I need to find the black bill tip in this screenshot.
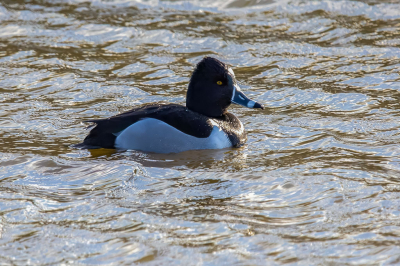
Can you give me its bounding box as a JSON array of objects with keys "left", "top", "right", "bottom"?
[{"left": 254, "top": 102, "right": 264, "bottom": 109}]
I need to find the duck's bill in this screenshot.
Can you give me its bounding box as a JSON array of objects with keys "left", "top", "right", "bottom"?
[{"left": 232, "top": 84, "right": 264, "bottom": 109}]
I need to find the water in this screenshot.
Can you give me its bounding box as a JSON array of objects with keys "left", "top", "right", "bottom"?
[{"left": 1, "top": 0, "right": 400, "bottom": 264}]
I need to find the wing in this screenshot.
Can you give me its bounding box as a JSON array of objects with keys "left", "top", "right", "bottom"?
[{"left": 74, "top": 103, "right": 214, "bottom": 149}]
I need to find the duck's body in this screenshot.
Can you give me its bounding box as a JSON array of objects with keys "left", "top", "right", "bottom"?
[
  {"left": 77, "top": 103, "right": 246, "bottom": 153},
  {"left": 75, "top": 57, "right": 263, "bottom": 153}
]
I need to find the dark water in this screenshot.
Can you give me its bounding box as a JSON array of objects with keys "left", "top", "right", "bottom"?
[{"left": 1, "top": 0, "right": 400, "bottom": 264}]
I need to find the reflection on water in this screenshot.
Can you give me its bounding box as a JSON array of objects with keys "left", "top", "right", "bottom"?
[{"left": 1, "top": 0, "right": 400, "bottom": 264}]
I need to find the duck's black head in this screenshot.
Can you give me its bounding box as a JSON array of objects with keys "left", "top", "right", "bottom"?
[{"left": 186, "top": 57, "right": 263, "bottom": 117}]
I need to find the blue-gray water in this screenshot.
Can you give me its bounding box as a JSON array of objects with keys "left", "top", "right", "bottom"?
[{"left": 1, "top": 0, "right": 400, "bottom": 265}]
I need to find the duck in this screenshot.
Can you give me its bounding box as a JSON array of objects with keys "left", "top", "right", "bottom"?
[{"left": 74, "top": 57, "right": 264, "bottom": 153}]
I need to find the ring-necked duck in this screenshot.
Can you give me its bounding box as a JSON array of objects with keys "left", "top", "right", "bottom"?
[{"left": 74, "top": 57, "right": 263, "bottom": 153}]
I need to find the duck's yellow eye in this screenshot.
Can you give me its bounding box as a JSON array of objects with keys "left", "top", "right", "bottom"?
[{"left": 217, "top": 81, "right": 223, "bottom": 85}]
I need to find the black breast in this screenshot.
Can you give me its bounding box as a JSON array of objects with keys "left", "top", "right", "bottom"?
[{"left": 211, "top": 113, "right": 247, "bottom": 148}]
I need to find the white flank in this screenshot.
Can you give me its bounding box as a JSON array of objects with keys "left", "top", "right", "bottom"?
[{"left": 115, "top": 118, "right": 232, "bottom": 153}]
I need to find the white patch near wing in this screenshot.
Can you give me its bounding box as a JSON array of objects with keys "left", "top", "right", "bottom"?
[{"left": 115, "top": 118, "right": 232, "bottom": 153}]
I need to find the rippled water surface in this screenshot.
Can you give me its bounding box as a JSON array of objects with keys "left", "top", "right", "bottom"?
[{"left": 1, "top": 0, "right": 400, "bottom": 264}]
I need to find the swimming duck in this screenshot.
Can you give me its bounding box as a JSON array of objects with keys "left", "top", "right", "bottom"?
[{"left": 75, "top": 57, "right": 263, "bottom": 153}]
